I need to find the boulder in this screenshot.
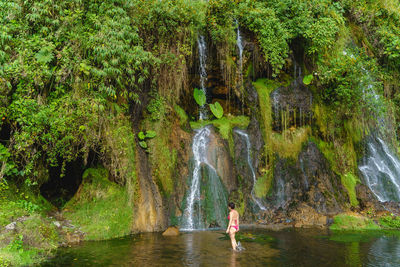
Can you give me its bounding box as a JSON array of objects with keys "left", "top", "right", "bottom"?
[
  {"left": 162, "top": 226, "right": 180, "bottom": 236},
  {"left": 5, "top": 222, "right": 16, "bottom": 231}
]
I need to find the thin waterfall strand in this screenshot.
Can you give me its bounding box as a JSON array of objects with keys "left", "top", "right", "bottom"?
[
  {"left": 235, "top": 20, "right": 244, "bottom": 88},
  {"left": 234, "top": 129, "right": 266, "bottom": 210},
  {"left": 198, "top": 35, "right": 208, "bottom": 120}
]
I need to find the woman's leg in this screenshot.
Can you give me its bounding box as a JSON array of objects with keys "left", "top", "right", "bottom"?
[{"left": 229, "top": 227, "right": 238, "bottom": 250}]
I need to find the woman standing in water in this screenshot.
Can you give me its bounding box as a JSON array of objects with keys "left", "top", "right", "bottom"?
[{"left": 226, "top": 202, "right": 239, "bottom": 251}]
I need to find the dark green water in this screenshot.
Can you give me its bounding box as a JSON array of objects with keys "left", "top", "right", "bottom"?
[{"left": 41, "top": 228, "right": 400, "bottom": 267}]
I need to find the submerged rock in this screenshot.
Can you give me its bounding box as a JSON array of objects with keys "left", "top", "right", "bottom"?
[{"left": 162, "top": 226, "right": 180, "bottom": 236}]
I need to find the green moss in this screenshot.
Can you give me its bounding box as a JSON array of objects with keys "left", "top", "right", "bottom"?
[
  {"left": 237, "top": 190, "right": 245, "bottom": 217},
  {"left": 106, "top": 116, "right": 138, "bottom": 204},
  {"left": 315, "top": 138, "right": 359, "bottom": 207},
  {"left": 174, "top": 105, "right": 188, "bottom": 127},
  {"left": 252, "top": 78, "right": 280, "bottom": 167},
  {"left": 63, "top": 166, "right": 133, "bottom": 240},
  {"left": 330, "top": 214, "right": 381, "bottom": 231},
  {"left": 147, "top": 118, "right": 177, "bottom": 197},
  {"left": 254, "top": 170, "right": 273, "bottom": 198},
  {"left": 341, "top": 173, "right": 360, "bottom": 207},
  {"left": 271, "top": 126, "right": 311, "bottom": 159}
]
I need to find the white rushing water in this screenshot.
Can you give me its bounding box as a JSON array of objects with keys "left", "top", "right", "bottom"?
[
  {"left": 235, "top": 20, "right": 244, "bottom": 88},
  {"left": 181, "top": 126, "right": 228, "bottom": 231},
  {"left": 198, "top": 35, "right": 208, "bottom": 120},
  {"left": 359, "top": 137, "right": 400, "bottom": 202},
  {"left": 234, "top": 129, "right": 266, "bottom": 210},
  {"left": 182, "top": 127, "right": 211, "bottom": 230}
]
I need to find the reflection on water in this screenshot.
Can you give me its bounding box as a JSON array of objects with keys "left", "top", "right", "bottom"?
[
  {"left": 41, "top": 229, "right": 400, "bottom": 267},
  {"left": 367, "top": 236, "right": 400, "bottom": 267}
]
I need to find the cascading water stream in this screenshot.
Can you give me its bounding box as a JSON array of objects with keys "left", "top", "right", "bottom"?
[
  {"left": 182, "top": 37, "right": 228, "bottom": 230},
  {"left": 181, "top": 127, "right": 211, "bottom": 230},
  {"left": 198, "top": 35, "right": 208, "bottom": 120},
  {"left": 181, "top": 127, "right": 229, "bottom": 231},
  {"left": 345, "top": 49, "right": 400, "bottom": 203},
  {"left": 235, "top": 20, "right": 244, "bottom": 88},
  {"left": 359, "top": 137, "right": 400, "bottom": 202},
  {"left": 234, "top": 129, "right": 266, "bottom": 210}
]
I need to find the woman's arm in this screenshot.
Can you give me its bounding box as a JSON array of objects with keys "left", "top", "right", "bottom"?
[
  {"left": 237, "top": 212, "right": 240, "bottom": 230},
  {"left": 226, "top": 212, "right": 233, "bottom": 233}
]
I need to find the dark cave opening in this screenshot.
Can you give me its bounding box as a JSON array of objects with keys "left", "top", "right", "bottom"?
[
  {"left": 40, "top": 157, "right": 85, "bottom": 208},
  {"left": 0, "top": 121, "right": 11, "bottom": 146}
]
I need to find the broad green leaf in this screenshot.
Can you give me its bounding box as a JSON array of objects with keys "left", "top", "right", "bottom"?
[
  {"left": 145, "top": 130, "right": 156, "bottom": 139},
  {"left": 35, "top": 48, "right": 54, "bottom": 64},
  {"left": 139, "top": 141, "right": 147, "bottom": 149},
  {"left": 209, "top": 101, "right": 224, "bottom": 119},
  {"left": 138, "top": 131, "right": 145, "bottom": 140},
  {"left": 193, "top": 88, "right": 206, "bottom": 106},
  {"left": 303, "top": 74, "right": 313, "bottom": 85}
]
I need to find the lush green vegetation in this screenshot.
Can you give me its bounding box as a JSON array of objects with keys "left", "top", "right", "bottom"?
[
  {"left": 330, "top": 214, "right": 381, "bottom": 231},
  {"left": 0, "top": 179, "right": 59, "bottom": 266},
  {"left": 1, "top": 0, "right": 400, "bottom": 264}
]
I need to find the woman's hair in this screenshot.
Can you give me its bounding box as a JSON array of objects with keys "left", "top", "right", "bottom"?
[{"left": 228, "top": 202, "right": 235, "bottom": 209}]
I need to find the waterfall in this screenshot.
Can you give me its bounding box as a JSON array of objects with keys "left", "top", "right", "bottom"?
[
  {"left": 359, "top": 136, "right": 400, "bottom": 202},
  {"left": 181, "top": 126, "right": 228, "bottom": 231},
  {"left": 234, "top": 129, "right": 266, "bottom": 210},
  {"left": 235, "top": 20, "right": 244, "bottom": 88},
  {"left": 293, "top": 59, "right": 301, "bottom": 86},
  {"left": 344, "top": 49, "right": 400, "bottom": 203},
  {"left": 198, "top": 35, "right": 208, "bottom": 120}
]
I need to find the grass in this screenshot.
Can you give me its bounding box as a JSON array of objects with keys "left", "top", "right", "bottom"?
[
  {"left": 379, "top": 214, "right": 400, "bottom": 229},
  {"left": 0, "top": 180, "right": 60, "bottom": 267},
  {"left": 0, "top": 248, "right": 46, "bottom": 267},
  {"left": 330, "top": 214, "right": 381, "bottom": 231},
  {"left": 63, "top": 166, "right": 133, "bottom": 240}
]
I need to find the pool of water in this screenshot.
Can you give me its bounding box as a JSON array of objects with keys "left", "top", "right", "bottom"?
[{"left": 40, "top": 228, "right": 400, "bottom": 266}]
